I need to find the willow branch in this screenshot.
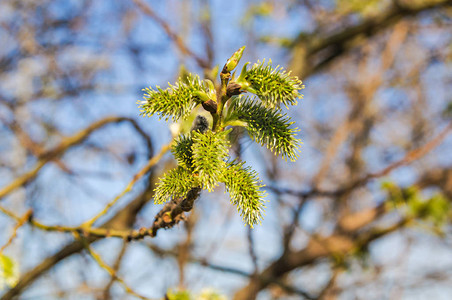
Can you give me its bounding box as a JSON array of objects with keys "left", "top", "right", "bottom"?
[
  {"left": 0, "top": 116, "right": 149, "bottom": 201},
  {"left": 0, "top": 209, "right": 32, "bottom": 253},
  {"left": 102, "top": 242, "right": 128, "bottom": 299},
  {"left": 272, "top": 122, "right": 452, "bottom": 199},
  {"left": 82, "top": 141, "right": 172, "bottom": 227},
  {"left": 235, "top": 122, "right": 452, "bottom": 300},
  {"left": 0, "top": 164, "right": 157, "bottom": 300},
  {"left": 82, "top": 239, "right": 152, "bottom": 300},
  {"left": 291, "top": 0, "right": 452, "bottom": 77},
  {"left": 131, "top": 0, "right": 209, "bottom": 69},
  {"left": 148, "top": 243, "right": 315, "bottom": 299},
  {"left": 233, "top": 215, "right": 411, "bottom": 300}
]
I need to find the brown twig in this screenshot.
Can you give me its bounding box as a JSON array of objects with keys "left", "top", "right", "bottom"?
[
  {"left": 82, "top": 141, "right": 172, "bottom": 227},
  {"left": 0, "top": 143, "right": 198, "bottom": 243},
  {"left": 102, "top": 242, "right": 128, "bottom": 300},
  {"left": 0, "top": 209, "right": 32, "bottom": 253},
  {"left": 81, "top": 238, "right": 152, "bottom": 300},
  {"left": 234, "top": 121, "right": 450, "bottom": 300},
  {"left": 291, "top": 0, "right": 452, "bottom": 77},
  {"left": 271, "top": 122, "right": 452, "bottom": 199},
  {"left": 149, "top": 187, "right": 201, "bottom": 237},
  {"left": 147, "top": 243, "right": 315, "bottom": 299},
  {"left": 0, "top": 170, "right": 157, "bottom": 300},
  {"left": 131, "top": 0, "right": 209, "bottom": 69},
  {"left": 366, "top": 122, "right": 452, "bottom": 180},
  {"left": 0, "top": 116, "right": 150, "bottom": 201},
  {"left": 233, "top": 216, "right": 411, "bottom": 300},
  {"left": 247, "top": 227, "right": 259, "bottom": 275}
]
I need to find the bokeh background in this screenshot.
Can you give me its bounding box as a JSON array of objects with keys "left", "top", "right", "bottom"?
[{"left": 1, "top": 0, "right": 452, "bottom": 299}]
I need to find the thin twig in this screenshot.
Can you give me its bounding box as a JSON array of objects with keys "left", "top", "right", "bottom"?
[
  {"left": 0, "top": 209, "right": 32, "bottom": 253},
  {"left": 102, "top": 242, "right": 128, "bottom": 300},
  {"left": 0, "top": 165, "right": 199, "bottom": 242},
  {"left": 247, "top": 227, "right": 259, "bottom": 275},
  {"left": 81, "top": 238, "right": 152, "bottom": 300},
  {"left": 82, "top": 141, "right": 172, "bottom": 227},
  {"left": 0, "top": 116, "right": 148, "bottom": 201},
  {"left": 0, "top": 181, "right": 156, "bottom": 300},
  {"left": 148, "top": 243, "right": 315, "bottom": 299},
  {"left": 367, "top": 122, "right": 452, "bottom": 180},
  {"left": 271, "top": 122, "right": 452, "bottom": 198},
  {"left": 131, "top": 0, "right": 209, "bottom": 69}
]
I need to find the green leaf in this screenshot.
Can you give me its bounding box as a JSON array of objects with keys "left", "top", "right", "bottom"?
[
  {"left": 237, "top": 59, "right": 304, "bottom": 108},
  {"left": 222, "top": 161, "right": 266, "bottom": 227},
  {"left": 0, "top": 254, "right": 19, "bottom": 290},
  {"left": 383, "top": 183, "right": 451, "bottom": 227},
  {"left": 166, "top": 289, "right": 192, "bottom": 300},
  {"left": 166, "top": 288, "right": 226, "bottom": 300},
  {"left": 199, "top": 288, "right": 227, "bottom": 300},
  {"left": 192, "top": 130, "right": 231, "bottom": 192},
  {"left": 424, "top": 194, "right": 450, "bottom": 226},
  {"left": 232, "top": 98, "right": 301, "bottom": 161},
  {"left": 382, "top": 181, "right": 406, "bottom": 208},
  {"left": 336, "top": 0, "right": 382, "bottom": 16},
  {"left": 154, "top": 166, "right": 198, "bottom": 204},
  {"left": 442, "top": 101, "right": 452, "bottom": 119},
  {"left": 139, "top": 74, "right": 209, "bottom": 122}
]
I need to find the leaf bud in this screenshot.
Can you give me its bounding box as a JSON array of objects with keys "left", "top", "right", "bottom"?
[{"left": 223, "top": 46, "right": 246, "bottom": 73}]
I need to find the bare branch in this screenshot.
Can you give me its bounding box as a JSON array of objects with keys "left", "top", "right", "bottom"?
[
  {"left": 131, "top": 0, "right": 210, "bottom": 69},
  {"left": 0, "top": 116, "right": 151, "bottom": 200},
  {"left": 291, "top": 0, "right": 452, "bottom": 77}
]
